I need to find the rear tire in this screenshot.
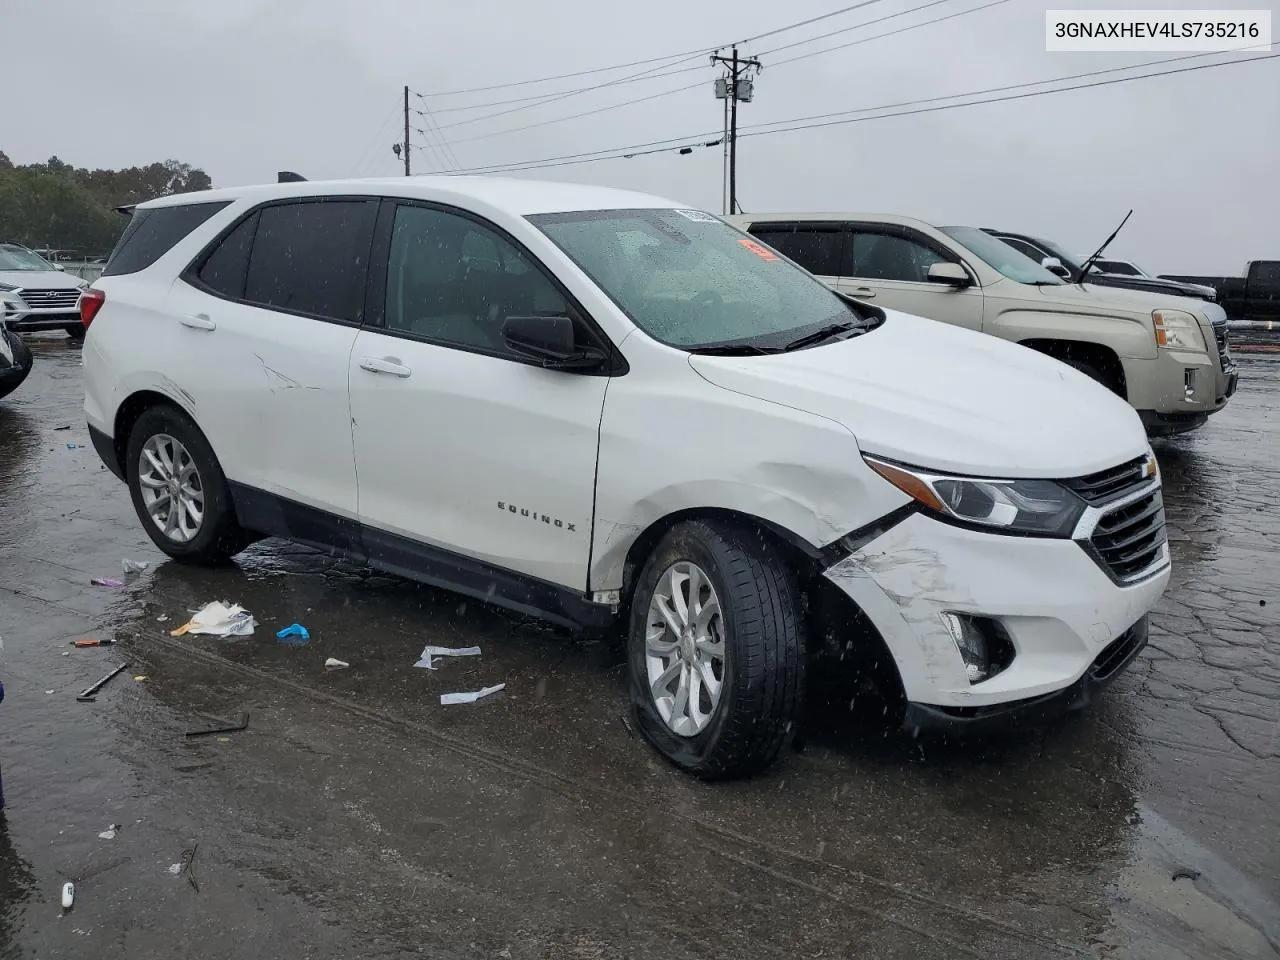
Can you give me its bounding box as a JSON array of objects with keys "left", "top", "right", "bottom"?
[
  {"left": 126, "top": 405, "right": 247, "bottom": 565},
  {"left": 628, "top": 520, "right": 804, "bottom": 780}
]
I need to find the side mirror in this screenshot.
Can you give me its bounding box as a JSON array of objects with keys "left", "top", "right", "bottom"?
[
  {"left": 926, "top": 262, "right": 971, "bottom": 287},
  {"left": 501, "top": 315, "right": 607, "bottom": 371},
  {"left": 53, "top": 263, "right": 66, "bottom": 272},
  {"left": 1040, "top": 257, "right": 1072, "bottom": 280}
]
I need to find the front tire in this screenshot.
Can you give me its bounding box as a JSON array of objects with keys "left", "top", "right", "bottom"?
[
  {"left": 126, "top": 405, "right": 247, "bottom": 564},
  {"left": 628, "top": 521, "right": 805, "bottom": 780}
]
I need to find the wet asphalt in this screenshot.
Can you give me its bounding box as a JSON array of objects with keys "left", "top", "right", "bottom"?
[{"left": 0, "top": 336, "right": 1277, "bottom": 959}]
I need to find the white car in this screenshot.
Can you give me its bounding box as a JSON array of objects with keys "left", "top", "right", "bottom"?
[
  {"left": 0, "top": 242, "right": 91, "bottom": 338},
  {"left": 80, "top": 178, "right": 1169, "bottom": 778}
]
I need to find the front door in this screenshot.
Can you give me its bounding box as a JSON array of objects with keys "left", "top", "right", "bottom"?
[
  {"left": 349, "top": 201, "right": 608, "bottom": 592},
  {"left": 835, "top": 226, "right": 984, "bottom": 333}
]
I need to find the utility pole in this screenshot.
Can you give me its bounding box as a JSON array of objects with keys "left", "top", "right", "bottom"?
[
  {"left": 402, "top": 85, "right": 411, "bottom": 176},
  {"left": 711, "top": 46, "right": 760, "bottom": 216}
]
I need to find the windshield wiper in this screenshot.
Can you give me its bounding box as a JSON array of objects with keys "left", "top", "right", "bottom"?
[
  {"left": 782, "top": 321, "right": 861, "bottom": 352},
  {"left": 686, "top": 342, "right": 778, "bottom": 356}
]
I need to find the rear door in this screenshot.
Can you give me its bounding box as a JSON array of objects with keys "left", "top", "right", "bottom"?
[
  {"left": 348, "top": 200, "right": 609, "bottom": 592},
  {"left": 165, "top": 197, "right": 376, "bottom": 530},
  {"left": 836, "top": 224, "right": 984, "bottom": 332}
]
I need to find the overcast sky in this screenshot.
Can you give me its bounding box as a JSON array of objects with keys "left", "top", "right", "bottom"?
[{"left": 4, "top": 0, "right": 1277, "bottom": 272}]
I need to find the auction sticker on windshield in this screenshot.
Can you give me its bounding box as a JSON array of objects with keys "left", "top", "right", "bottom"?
[
  {"left": 674, "top": 209, "right": 719, "bottom": 223},
  {"left": 738, "top": 237, "right": 780, "bottom": 261}
]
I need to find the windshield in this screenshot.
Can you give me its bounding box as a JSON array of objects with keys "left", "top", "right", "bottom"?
[
  {"left": 530, "top": 208, "right": 863, "bottom": 350},
  {"left": 941, "top": 227, "right": 1066, "bottom": 285},
  {"left": 0, "top": 245, "right": 55, "bottom": 272}
]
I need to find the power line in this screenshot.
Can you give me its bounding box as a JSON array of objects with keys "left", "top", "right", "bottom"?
[
  {"left": 430, "top": 0, "right": 1004, "bottom": 146},
  {"left": 415, "top": 56, "right": 706, "bottom": 115},
  {"left": 739, "top": 45, "right": 1276, "bottom": 135},
  {"left": 415, "top": 100, "right": 463, "bottom": 170},
  {"left": 756, "top": 0, "right": 960, "bottom": 56},
  {"left": 415, "top": 1, "right": 892, "bottom": 99},
  {"left": 414, "top": 0, "right": 976, "bottom": 121},
  {"left": 352, "top": 99, "right": 404, "bottom": 177},
  {"left": 442, "top": 51, "right": 1278, "bottom": 176}
]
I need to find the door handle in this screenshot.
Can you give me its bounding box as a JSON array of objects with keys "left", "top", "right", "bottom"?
[
  {"left": 180, "top": 313, "right": 216, "bottom": 330},
  {"left": 359, "top": 356, "right": 412, "bottom": 378},
  {"left": 848, "top": 287, "right": 877, "bottom": 299}
]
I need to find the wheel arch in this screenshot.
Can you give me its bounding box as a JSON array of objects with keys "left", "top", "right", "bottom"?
[
  {"left": 111, "top": 389, "right": 185, "bottom": 476},
  {"left": 1018, "top": 337, "right": 1128, "bottom": 398},
  {"left": 613, "top": 507, "right": 906, "bottom": 712}
]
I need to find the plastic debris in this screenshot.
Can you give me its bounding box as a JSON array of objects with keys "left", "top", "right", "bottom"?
[
  {"left": 168, "top": 863, "right": 182, "bottom": 875},
  {"left": 440, "top": 683, "right": 505, "bottom": 706},
  {"left": 324, "top": 658, "right": 350, "bottom": 670},
  {"left": 61, "top": 651, "right": 70, "bottom": 657},
  {"left": 185, "top": 713, "right": 249, "bottom": 738},
  {"left": 90, "top": 578, "right": 125, "bottom": 589},
  {"left": 121, "top": 559, "right": 150, "bottom": 575},
  {"left": 169, "top": 602, "right": 256, "bottom": 637},
  {"left": 98, "top": 825, "right": 119, "bottom": 840},
  {"left": 134, "top": 676, "right": 147, "bottom": 682},
  {"left": 66, "top": 442, "right": 78, "bottom": 450},
  {"left": 76, "top": 663, "right": 130, "bottom": 702},
  {"left": 157, "top": 615, "right": 168, "bottom": 623},
  {"left": 414, "top": 645, "right": 482, "bottom": 670},
  {"left": 61, "top": 882, "right": 75, "bottom": 910},
  {"left": 276, "top": 623, "right": 310, "bottom": 645}
]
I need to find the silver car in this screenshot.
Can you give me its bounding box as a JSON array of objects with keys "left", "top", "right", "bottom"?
[{"left": 0, "top": 243, "right": 89, "bottom": 339}]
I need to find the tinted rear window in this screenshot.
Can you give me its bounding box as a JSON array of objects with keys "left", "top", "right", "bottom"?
[
  {"left": 102, "top": 201, "right": 231, "bottom": 277},
  {"left": 196, "top": 211, "right": 259, "bottom": 300},
  {"left": 242, "top": 200, "right": 377, "bottom": 323}
]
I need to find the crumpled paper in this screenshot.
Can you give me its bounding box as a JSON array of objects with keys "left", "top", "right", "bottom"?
[
  {"left": 414, "top": 645, "right": 481, "bottom": 670},
  {"left": 169, "top": 601, "right": 257, "bottom": 637},
  {"left": 440, "top": 684, "right": 505, "bottom": 706}
]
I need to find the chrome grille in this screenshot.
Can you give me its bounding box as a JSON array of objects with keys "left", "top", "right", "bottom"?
[
  {"left": 1090, "top": 489, "right": 1166, "bottom": 582},
  {"left": 16, "top": 287, "right": 81, "bottom": 310}
]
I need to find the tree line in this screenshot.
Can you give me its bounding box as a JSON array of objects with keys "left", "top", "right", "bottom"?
[{"left": 0, "top": 153, "right": 213, "bottom": 258}]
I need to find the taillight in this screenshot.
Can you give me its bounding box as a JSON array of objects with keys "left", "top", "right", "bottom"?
[{"left": 80, "top": 288, "right": 105, "bottom": 329}]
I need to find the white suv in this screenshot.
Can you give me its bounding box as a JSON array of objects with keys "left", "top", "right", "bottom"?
[{"left": 81, "top": 178, "right": 1170, "bottom": 778}]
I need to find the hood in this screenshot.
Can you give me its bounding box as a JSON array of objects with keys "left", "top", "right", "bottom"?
[
  {"left": 1025, "top": 280, "right": 1219, "bottom": 324},
  {"left": 0, "top": 269, "right": 85, "bottom": 290},
  {"left": 689, "top": 310, "right": 1149, "bottom": 479},
  {"left": 1089, "top": 272, "right": 1217, "bottom": 302}
]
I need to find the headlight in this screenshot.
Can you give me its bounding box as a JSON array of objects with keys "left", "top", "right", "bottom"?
[
  {"left": 1153, "top": 309, "right": 1206, "bottom": 352},
  {"left": 864, "top": 456, "right": 1085, "bottom": 536}
]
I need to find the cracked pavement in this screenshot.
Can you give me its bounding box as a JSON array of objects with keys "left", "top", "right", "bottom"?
[{"left": 0, "top": 337, "right": 1276, "bottom": 959}]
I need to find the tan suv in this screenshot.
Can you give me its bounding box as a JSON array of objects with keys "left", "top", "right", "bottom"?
[{"left": 728, "top": 213, "right": 1237, "bottom": 436}]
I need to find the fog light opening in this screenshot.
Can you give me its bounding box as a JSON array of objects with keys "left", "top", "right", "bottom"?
[
  {"left": 941, "top": 613, "right": 1016, "bottom": 685},
  {"left": 1183, "top": 368, "right": 1197, "bottom": 402}
]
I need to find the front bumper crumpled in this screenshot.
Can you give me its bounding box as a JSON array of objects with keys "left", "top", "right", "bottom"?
[{"left": 822, "top": 481, "right": 1169, "bottom": 734}]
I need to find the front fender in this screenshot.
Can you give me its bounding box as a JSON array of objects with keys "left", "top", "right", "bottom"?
[
  {"left": 589, "top": 377, "right": 909, "bottom": 592},
  {"left": 989, "top": 308, "right": 1156, "bottom": 360}
]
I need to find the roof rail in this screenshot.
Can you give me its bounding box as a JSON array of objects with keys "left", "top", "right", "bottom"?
[{"left": 278, "top": 171, "right": 307, "bottom": 183}]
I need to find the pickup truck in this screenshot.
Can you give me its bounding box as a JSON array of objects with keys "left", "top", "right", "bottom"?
[
  {"left": 729, "top": 213, "right": 1237, "bottom": 436},
  {"left": 1162, "top": 261, "right": 1280, "bottom": 325}
]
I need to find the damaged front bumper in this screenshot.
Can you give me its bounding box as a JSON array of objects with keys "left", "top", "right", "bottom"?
[{"left": 822, "top": 507, "right": 1168, "bottom": 732}]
